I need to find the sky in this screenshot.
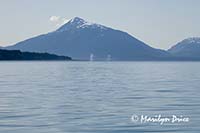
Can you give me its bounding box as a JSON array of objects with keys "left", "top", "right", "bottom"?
[{"left": 0, "top": 0, "right": 200, "bottom": 49}]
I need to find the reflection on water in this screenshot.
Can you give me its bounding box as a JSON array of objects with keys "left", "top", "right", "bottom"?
[{"left": 0, "top": 61, "right": 199, "bottom": 133}]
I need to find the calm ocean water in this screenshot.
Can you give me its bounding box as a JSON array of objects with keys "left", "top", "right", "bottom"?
[{"left": 0, "top": 61, "right": 199, "bottom": 133}]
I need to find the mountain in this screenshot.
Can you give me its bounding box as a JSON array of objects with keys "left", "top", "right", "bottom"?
[
  {"left": 0, "top": 49, "right": 71, "bottom": 60},
  {"left": 168, "top": 37, "right": 200, "bottom": 59},
  {"left": 6, "top": 17, "right": 170, "bottom": 61}
]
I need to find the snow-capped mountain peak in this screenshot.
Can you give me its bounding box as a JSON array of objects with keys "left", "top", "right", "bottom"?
[
  {"left": 168, "top": 37, "right": 200, "bottom": 57},
  {"left": 68, "top": 17, "right": 87, "bottom": 26},
  {"left": 56, "top": 17, "right": 107, "bottom": 32}
]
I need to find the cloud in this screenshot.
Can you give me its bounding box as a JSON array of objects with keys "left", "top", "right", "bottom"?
[
  {"left": 60, "top": 18, "right": 70, "bottom": 25},
  {"left": 49, "top": 16, "right": 60, "bottom": 23},
  {"left": 49, "top": 16, "right": 70, "bottom": 27}
]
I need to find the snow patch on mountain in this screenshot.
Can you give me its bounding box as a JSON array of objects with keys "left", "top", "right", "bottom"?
[
  {"left": 180, "top": 37, "right": 200, "bottom": 44},
  {"left": 56, "top": 17, "right": 107, "bottom": 32}
]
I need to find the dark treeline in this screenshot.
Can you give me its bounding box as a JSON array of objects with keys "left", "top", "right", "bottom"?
[{"left": 0, "top": 49, "right": 71, "bottom": 60}]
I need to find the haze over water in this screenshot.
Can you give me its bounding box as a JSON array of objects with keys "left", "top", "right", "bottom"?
[{"left": 0, "top": 61, "right": 199, "bottom": 133}]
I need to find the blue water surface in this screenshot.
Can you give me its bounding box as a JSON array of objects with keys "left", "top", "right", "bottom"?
[{"left": 0, "top": 61, "right": 199, "bottom": 133}]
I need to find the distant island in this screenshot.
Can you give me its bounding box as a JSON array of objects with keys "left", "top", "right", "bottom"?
[{"left": 0, "top": 49, "right": 71, "bottom": 60}]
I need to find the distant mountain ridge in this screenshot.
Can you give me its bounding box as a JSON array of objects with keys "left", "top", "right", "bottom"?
[
  {"left": 168, "top": 37, "right": 200, "bottom": 59},
  {"left": 6, "top": 17, "right": 171, "bottom": 61}
]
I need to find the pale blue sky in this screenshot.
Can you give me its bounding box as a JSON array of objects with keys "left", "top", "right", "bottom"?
[{"left": 0, "top": 0, "right": 200, "bottom": 49}]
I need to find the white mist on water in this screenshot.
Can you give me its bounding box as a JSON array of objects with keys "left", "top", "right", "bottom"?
[
  {"left": 90, "top": 54, "right": 94, "bottom": 61},
  {"left": 106, "top": 54, "right": 111, "bottom": 61}
]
